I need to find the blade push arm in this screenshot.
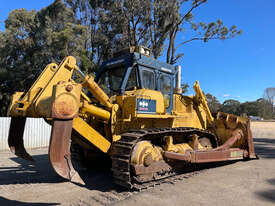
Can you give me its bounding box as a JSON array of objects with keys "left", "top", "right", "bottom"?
[
  {"left": 73, "top": 66, "right": 113, "bottom": 111},
  {"left": 193, "top": 81, "right": 214, "bottom": 124}
]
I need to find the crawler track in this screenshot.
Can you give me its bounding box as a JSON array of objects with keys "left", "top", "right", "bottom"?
[{"left": 111, "top": 127, "right": 216, "bottom": 190}]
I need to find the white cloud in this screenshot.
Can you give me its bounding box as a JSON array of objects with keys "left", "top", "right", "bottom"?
[{"left": 223, "top": 94, "right": 230, "bottom": 98}]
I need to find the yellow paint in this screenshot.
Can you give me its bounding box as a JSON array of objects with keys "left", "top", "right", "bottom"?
[
  {"left": 81, "top": 100, "right": 111, "bottom": 121},
  {"left": 117, "top": 89, "right": 165, "bottom": 119},
  {"left": 164, "top": 136, "right": 193, "bottom": 154},
  {"left": 172, "top": 95, "right": 193, "bottom": 114},
  {"left": 80, "top": 92, "right": 91, "bottom": 102},
  {"left": 136, "top": 114, "right": 173, "bottom": 119},
  {"left": 193, "top": 81, "right": 214, "bottom": 124},
  {"left": 112, "top": 135, "right": 121, "bottom": 142},
  {"left": 188, "top": 135, "right": 205, "bottom": 150},
  {"left": 7, "top": 92, "right": 24, "bottom": 116},
  {"left": 214, "top": 112, "right": 248, "bottom": 148},
  {"left": 34, "top": 57, "right": 76, "bottom": 117},
  {"left": 171, "top": 91, "right": 209, "bottom": 129},
  {"left": 52, "top": 82, "right": 81, "bottom": 119},
  {"left": 8, "top": 57, "right": 78, "bottom": 118},
  {"left": 130, "top": 141, "right": 163, "bottom": 165},
  {"left": 8, "top": 56, "right": 114, "bottom": 154},
  {"left": 73, "top": 117, "right": 111, "bottom": 153},
  {"left": 7, "top": 54, "right": 252, "bottom": 163},
  {"left": 8, "top": 63, "right": 58, "bottom": 117},
  {"left": 82, "top": 76, "right": 113, "bottom": 111}
]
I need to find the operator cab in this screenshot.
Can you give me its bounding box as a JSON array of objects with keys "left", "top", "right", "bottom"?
[{"left": 95, "top": 46, "right": 176, "bottom": 113}]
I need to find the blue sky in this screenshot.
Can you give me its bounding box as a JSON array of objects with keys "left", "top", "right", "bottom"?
[{"left": 0, "top": 0, "right": 274, "bottom": 103}]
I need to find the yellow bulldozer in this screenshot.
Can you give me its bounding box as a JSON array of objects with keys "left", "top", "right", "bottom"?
[{"left": 7, "top": 46, "right": 256, "bottom": 189}]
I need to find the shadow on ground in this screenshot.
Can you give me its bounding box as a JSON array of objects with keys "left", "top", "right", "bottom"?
[
  {"left": 0, "top": 154, "right": 63, "bottom": 185},
  {"left": 0, "top": 196, "right": 59, "bottom": 206},
  {"left": 0, "top": 153, "right": 124, "bottom": 193},
  {"left": 254, "top": 138, "right": 275, "bottom": 159},
  {"left": 254, "top": 137, "right": 275, "bottom": 204},
  {"left": 1, "top": 137, "right": 274, "bottom": 194},
  {"left": 255, "top": 178, "right": 275, "bottom": 203},
  {"left": 0, "top": 153, "right": 236, "bottom": 194}
]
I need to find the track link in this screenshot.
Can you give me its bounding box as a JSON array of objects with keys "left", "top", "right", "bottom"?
[{"left": 111, "top": 127, "right": 216, "bottom": 190}]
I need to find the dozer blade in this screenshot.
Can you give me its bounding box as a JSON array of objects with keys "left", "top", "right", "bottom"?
[
  {"left": 49, "top": 119, "right": 84, "bottom": 185},
  {"left": 8, "top": 117, "right": 34, "bottom": 161}
]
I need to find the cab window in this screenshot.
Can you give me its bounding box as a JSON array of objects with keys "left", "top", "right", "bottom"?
[
  {"left": 125, "top": 67, "right": 137, "bottom": 91},
  {"left": 97, "top": 67, "right": 125, "bottom": 96},
  {"left": 142, "top": 70, "right": 155, "bottom": 90},
  {"left": 160, "top": 74, "right": 171, "bottom": 108}
]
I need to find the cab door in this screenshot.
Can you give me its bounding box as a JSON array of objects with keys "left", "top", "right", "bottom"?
[{"left": 159, "top": 73, "right": 173, "bottom": 114}]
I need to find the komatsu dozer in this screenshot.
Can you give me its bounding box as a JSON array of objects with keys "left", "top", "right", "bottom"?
[{"left": 7, "top": 46, "right": 256, "bottom": 189}]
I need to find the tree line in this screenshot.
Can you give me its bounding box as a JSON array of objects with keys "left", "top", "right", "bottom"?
[{"left": 206, "top": 88, "right": 275, "bottom": 120}]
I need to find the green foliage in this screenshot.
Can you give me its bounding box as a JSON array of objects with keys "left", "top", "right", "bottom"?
[
  {"left": 164, "top": 0, "right": 242, "bottom": 64},
  {"left": 218, "top": 98, "right": 274, "bottom": 120},
  {"left": 205, "top": 93, "right": 274, "bottom": 120},
  {"left": 220, "top": 99, "right": 241, "bottom": 115},
  {"left": 205, "top": 93, "right": 221, "bottom": 113},
  {"left": 181, "top": 83, "right": 189, "bottom": 94},
  {"left": 65, "top": 0, "right": 242, "bottom": 65},
  {"left": 0, "top": 0, "right": 89, "bottom": 116},
  {"left": 0, "top": 0, "right": 243, "bottom": 116}
]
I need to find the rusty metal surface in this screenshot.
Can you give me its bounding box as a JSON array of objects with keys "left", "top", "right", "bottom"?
[
  {"left": 51, "top": 97, "right": 77, "bottom": 119},
  {"left": 192, "top": 148, "right": 245, "bottom": 163},
  {"left": 49, "top": 119, "right": 84, "bottom": 185},
  {"left": 8, "top": 117, "right": 34, "bottom": 161},
  {"left": 163, "top": 125, "right": 256, "bottom": 163},
  {"left": 163, "top": 129, "right": 247, "bottom": 163},
  {"left": 51, "top": 83, "right": 81, "bottom": 120},
  {"left": 213, "top": 129, "right": 243, "bottom": 151},
  {"left": 134, "top": 160, "right": 172, "bottom": 175},
  {"left": 164, "top": 148, "right": 245, "bottom": 163},
  {"left": 164, "top": 151, "right": 192, "bottom": 162}
]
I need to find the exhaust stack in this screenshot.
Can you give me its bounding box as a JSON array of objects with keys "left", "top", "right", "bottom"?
[{"left": 174, "top": 65, "right": 182, "bottom": 94}]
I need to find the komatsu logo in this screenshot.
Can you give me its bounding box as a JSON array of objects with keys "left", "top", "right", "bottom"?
[
  {"left": 137, "top": 98, "right": 156, "bottom": 114},
  {"left": 139, "top": 101, "right": 148, "bottom": 107}
]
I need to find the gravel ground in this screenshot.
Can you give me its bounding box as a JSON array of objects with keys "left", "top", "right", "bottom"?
[{"left": 0, "top": 122, "right": 274, "bottom": 206}]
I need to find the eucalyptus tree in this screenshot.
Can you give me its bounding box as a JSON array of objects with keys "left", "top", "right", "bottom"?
[
  {"left": 0, "top": 0, "right": 89, "bottom": 116},
  {"left": 65, "top": 0, "right": 242, "bottom": 65}
]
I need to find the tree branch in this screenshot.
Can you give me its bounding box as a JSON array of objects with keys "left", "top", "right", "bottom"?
[
  {"left": 175, "top": 36, "right": 231, "bottom": 51},
  {"left": 175, "top": 1, "right": 205, "bottom": 29}
]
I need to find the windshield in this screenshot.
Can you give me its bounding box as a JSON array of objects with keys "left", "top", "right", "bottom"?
[{"left": 98, "top": 67, "right": 125, "bottom": 96}]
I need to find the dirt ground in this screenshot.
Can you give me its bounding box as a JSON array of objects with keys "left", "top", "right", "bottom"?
[{"left": 0, "top": 121, "right": 275, "bottom": 206}]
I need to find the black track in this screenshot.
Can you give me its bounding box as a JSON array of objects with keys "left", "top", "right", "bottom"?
[{"left": 111, "top": 127, "right": 216, "bottom": 190}]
